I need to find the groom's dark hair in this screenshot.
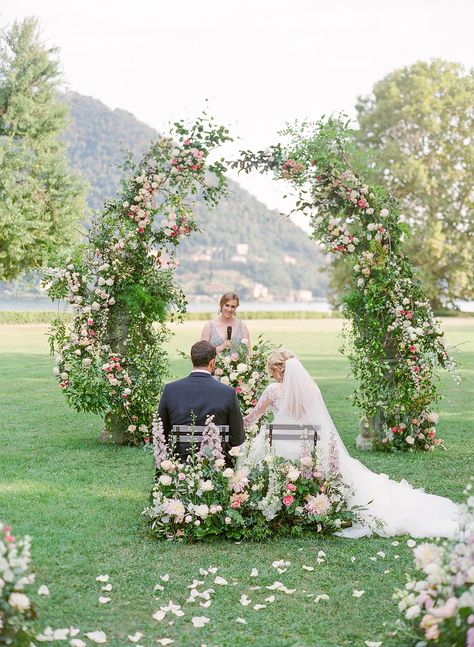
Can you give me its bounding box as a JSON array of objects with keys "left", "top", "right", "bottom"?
[{"left": 191, "top": 340, "right": 216, "bottom": 367}]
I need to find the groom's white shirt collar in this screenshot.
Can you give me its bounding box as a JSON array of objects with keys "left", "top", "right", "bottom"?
[{"left": 191, "top": 369, "right": 211, "bottom": 375}]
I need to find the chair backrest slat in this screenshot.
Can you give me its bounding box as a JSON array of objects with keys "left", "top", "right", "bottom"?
[
  {"left": 171, "top": 425, "right": 229, "bottom": 449},
  {"left": 266, "top": 423, "right": 320, "bottom": 448}
]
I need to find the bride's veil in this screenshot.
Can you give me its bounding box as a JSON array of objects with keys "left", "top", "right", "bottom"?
[{"left": 274, "top": 356, "right": 351, "bottom": 465}]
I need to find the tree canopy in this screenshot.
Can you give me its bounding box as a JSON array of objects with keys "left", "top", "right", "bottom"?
[{"left": 0, "top": 17, "right": 85, "bottom": 281}]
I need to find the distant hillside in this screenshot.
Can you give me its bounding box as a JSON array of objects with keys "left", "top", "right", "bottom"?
[{"left": 63, "top": 92, "right": 328, "bottom": 300}]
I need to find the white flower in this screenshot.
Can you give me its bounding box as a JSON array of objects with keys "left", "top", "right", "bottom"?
[
  {"left": 195, "top": 504, "right": 209, "bottom": 518},
  {"left": 159, "top": 474, "right": 172, "bottom": 486},
  {"left": 220, "top": 376, "right": 230, "bottom": 385},
  {"left": 287, "top": 467, "right": 300, "bottom": 482},
  {"left": 160, "top": 459, "right": 174, "bottom": 472},
  {"left": 413, "top": 543, "right": 444, "bottom": 569},
  {"left": 425, "top": 411, "right": 439, "bottom": 423},
  {"left": 191, "top": 616, "right": 210, "bottom": 628},
  {"left": 8, "top": 592, "right": 30, "bottom": 611},
  {"left": 380, "top": 208, "right": 389, "bottom": 217},
  {"left": 405, "top": 436, "right": 415, "bottom": 445},
  {"left": 214, "top": 458, "right": 225, "bottom": 468},
  {"left": 85, "top": 631, "right": 107, "bottom": 644},
  {"left": 405, "top": 604, "right": 421, "bottom": 620},
  {"left": 200, "top": 480, "right": 214, "bottom": 492},
  {"left": 225, "top": 516, "right": 232, "bottom": 524},
  {"left": 223, "top": 468, "right": 234, "bottom": 478},
  {"left": 165, "top": 499, "right": 185, "bottom": 518},
  {"left": 236, "top": 363, "right": 247, "bottom": 373}
]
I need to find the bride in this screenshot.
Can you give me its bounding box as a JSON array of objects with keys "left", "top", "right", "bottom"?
[{"left": 242, "top": 349, "right": 460, "bottom": 538}]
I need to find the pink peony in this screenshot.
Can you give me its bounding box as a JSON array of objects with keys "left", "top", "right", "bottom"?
[{"left": 282, "top": 495, "right": 294, "bottom": 507}]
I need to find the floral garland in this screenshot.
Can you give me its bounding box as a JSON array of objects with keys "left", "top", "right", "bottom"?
[
  {"left": 393, "top": 484, "right": 474, "bottom": 645},
  {"left": 43, "top": 115, "right": 231, "bottom": 444},
  {"left": 0, "top": 523, "right": 36, "bottom": 645},
  {"left": 232, "top": 118, "right": 457, "bottom": 451},
  {"left": 144, "top": 417, "right": 359, "bottom": 541}
]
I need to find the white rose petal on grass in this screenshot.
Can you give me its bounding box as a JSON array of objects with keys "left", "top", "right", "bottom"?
[
  {"left": 200, "top": 600, "right": 212, "bottom": 608},
  {"left": 253, "top": 604, "right": 266, "bottom": 611},
  {"left": 69, "top": 628, "right": 80, "bottom": 638},
  {"left": 317, "top": 551, "right": 326, "bottom": 558},
  {"left": 102, "top": 584, "right": 112, "bottom": 592},
  {"left": 302, "top": 565, "right": 314, "bottom": 572},
  {"left": 407, "top": 539, "right": 417, "bottom": 548},
  {"left": 391, "top": 541, "right": 399, "bottom": 547},
  {"left": 96, "top": 575, "right": 109, "bottom": 583},
  {"left": 236, "top": 617, "right": 247, "bottom": 624},
  {"left": 314, "top": 594, "right": 330, "bottom": 603},
  {"left": 38, "top": 585, "right": 50, "bottom": 596},
  {"left": 353, "top": 590, "right": 365, "bottom": 598},
  {"left": 384, "top": 569, "right": 391, "bottom": 574},
  {"left": 157, "top": 640, "right": 174, "bottom": 646},
  {"left": 127, "top": 633, "right": 143, "bottom": 643},
  {"left": 99, "top": 596, "right": 111, "bottom": 604},
  {"left": 265, "top": 595, "right": 276, "bottom": 603},
  {"left": 350, "top": 556, "right": 356, "bottom": 563},
  {"left": 199, "top": 568, "right": 208, "bottom": 576},
  {"left": 376, "top": 551, "right": 386, "bottom": 558},
  {"left": 153, "top": 610, "right": 167, "bottom": 622},
  {"left": 70, "top": 640, "right": 87, "bottom": 647},
  {"left": 365, "top": 642, "right": 383, "bottom": 647},
  {"left": 239, "top": 594, "right": 251, "bottom": 606},
  {"left": 53, "top": 629, "right": 70, "bottom": 640},
  {"left": 214, "top": 576, "right": 228, "bottom": 586},
  {"left": 207, "top": 566, "right": 218, "bottom": 574},
  {"left": 369, "top": 557, "right": 377, "bottom": 562},
  {"left": 394, "top": 555, "right": 400, "bottom": 560},
  {"left": 160, "top": 574, "right": 170, "bottom": 582},
  {"left": 85, "top": 631, "right": 107, "bottom": 644},
  {"left": 191, "top": 616, "right": 210, "bottom": 628},
  {"left": 154, "top": 584, "right": 165, "bottom": 592},
  {"left": 250, "top": 568, "right": 258, "bottom": 577}
]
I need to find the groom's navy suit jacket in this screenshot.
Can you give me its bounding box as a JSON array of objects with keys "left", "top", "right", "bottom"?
[{"left": 158, "top": 371, "right": 245, "bottom": 457}]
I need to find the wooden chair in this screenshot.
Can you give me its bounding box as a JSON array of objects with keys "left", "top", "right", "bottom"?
[
  {"left": 171, "top": 425, "right": 229, "bottom": 452},
  {"left": 266, "top": 423, "right": 320, "bottom": 448}
]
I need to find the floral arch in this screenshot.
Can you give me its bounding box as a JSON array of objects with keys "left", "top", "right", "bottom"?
[{"left": 44, "top": 115, "right": 454, "bottom": 452}]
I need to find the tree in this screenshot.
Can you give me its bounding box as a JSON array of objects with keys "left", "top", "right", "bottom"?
[
  {"left": 355, "top": 59, "right": 474, "bottom": 309},
  {"left": 0, "top": 17, "right": 85, "bottom": 281}
]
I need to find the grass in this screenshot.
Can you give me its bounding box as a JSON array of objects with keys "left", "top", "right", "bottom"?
[{"left": 0, "top": 319, "right": 473, "bottom": 647}]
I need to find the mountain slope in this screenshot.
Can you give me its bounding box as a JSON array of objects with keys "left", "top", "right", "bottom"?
[{"left": 63, "top": 92, "right": 328, "bottom": 299}]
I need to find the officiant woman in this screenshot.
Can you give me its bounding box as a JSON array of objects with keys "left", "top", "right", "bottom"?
[{"left": 200, "top": 292, "right": 251, "bottom": 354}]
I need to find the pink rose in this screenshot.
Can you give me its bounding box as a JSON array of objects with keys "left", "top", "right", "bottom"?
[
  {"left": 286, "top": 483, "right": 296, "bottom": 492},
  {"left": 282, "top": 495, "right": 294, "bottom": 507},
  {"left": 357, "top": 198, "right": 368, "bottom": 208},
  {"left": 235, "top": 386, "right": 242, "bottom": 393},
  {"left": 178, "top": 472, "right": 186, "bottom": 481}
]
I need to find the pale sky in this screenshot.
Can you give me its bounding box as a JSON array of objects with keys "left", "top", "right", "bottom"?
[{"left": 2, "top": 0, "right": 474, "bottom": 225}]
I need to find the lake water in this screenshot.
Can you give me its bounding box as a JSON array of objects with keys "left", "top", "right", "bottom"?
[{"left": 1, "top": 296, "right": 472, "bottom": 313}]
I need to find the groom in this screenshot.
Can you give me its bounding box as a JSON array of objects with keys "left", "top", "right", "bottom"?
[{"left": 158, "top": 340, "right": 245, "bottom": 459}]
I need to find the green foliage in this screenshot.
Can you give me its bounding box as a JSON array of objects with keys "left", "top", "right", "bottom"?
[
  {"left": 0, "top": 18, "right": 86, "bottom": 281},
  {"left": 356, "top": 59, "right": 474, "bottom": 309}
]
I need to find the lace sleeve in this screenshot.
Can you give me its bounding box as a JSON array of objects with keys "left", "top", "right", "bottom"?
[{"left": 243, "top": 383, "right": 278, "bottom": 428}]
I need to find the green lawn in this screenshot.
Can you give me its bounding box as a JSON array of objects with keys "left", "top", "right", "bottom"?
[{"left": 0, "top": 319, "right": 472, "bottom": 647}]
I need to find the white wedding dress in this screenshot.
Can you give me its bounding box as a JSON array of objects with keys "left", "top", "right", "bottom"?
[{"left": 243, "top": 358, "right": 460, "bottom": 538}]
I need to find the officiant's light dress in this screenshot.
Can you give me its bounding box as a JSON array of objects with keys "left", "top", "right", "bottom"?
[{"left": 243, "top": 358, "right": 460, "bottom": 539}]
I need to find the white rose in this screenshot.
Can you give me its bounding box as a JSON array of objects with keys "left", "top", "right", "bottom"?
[
  {"left": 220, "top": 376, "right": 230, "bottom": 385},
  {"left": 53, "top": 367, "right": 60, "bottom": 376},
  {"left": 195, "top": 504, "right": 209, "bottom": 518},
  {"left": 159, "top": 474, "right": 172, "bottom": 486},
  {"left": 405, "top": 436, "right": 415, "bottom": 445},
  {"left": 380, "top": 208, "right": 389, "bottom": 217},
  {"left": 405, "top": 604, "right": 421, "bottom": 620},
  {"left": 287, "top": 467, "right": 300, "bottom": 481},
  {"left": 214, "top": 458, "right": 226, "bottom": 468},
  {"left": 200, "top": 480, "right": 214, "bottom": 492},
  {"left": 160, "top": 459, "right": 174, "bottom": 472},
  {"left": 225, "top": 516, "right": 232, "bottom": 524},
  {"left": 223, "top": 468, "right": 234, "bottom": 478},
  {"left": 8, "top": 592, "right": 30, "bottom": 611},
  {"left": 236, "top": 363, "right": 247, "bottom": 373}
]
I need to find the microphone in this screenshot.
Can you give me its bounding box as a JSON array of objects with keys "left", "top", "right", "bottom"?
[{"left": 226, "top": 326, "right": 232, "bottom": 341}]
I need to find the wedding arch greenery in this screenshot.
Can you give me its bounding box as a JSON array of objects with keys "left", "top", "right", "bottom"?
[
  {"left": 233, "top": 117, "right": 457, "bottom": 451},
  {"left": 43, "top": 114, "right": 231, "bottom": 444}
]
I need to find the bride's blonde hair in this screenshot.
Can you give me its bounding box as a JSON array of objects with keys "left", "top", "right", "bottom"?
[{"left": 266, "top": 349, "right": 295, "bottom": 379}]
